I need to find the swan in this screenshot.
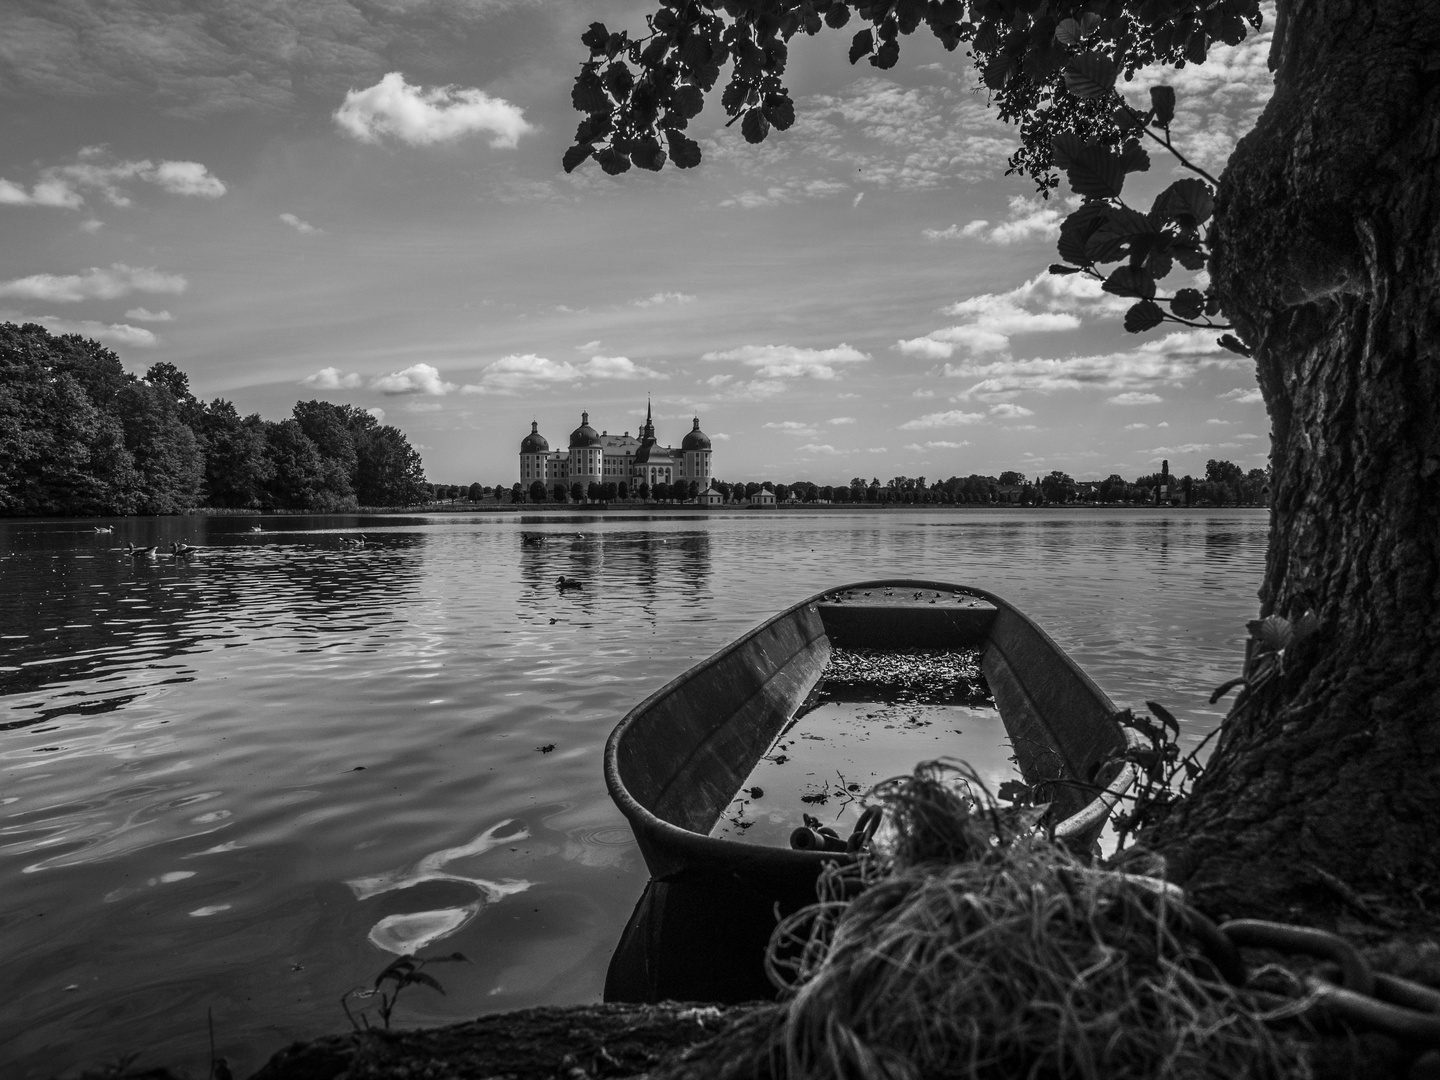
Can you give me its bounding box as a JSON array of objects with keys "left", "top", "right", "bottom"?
[{"left": 555, "top": 575, "right": 583, "bottom": 591}]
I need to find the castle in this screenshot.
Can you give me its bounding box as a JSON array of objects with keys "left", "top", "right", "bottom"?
[{"left": 519, "top": 403, "right": 712, "bottom": 493}]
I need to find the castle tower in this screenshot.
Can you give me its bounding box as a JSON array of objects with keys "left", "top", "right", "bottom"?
[
  {"left": 519, "top": 420, "right": 549, "bottom": 486},
  {"left": 568, "top": 410, "right": 603, "bottom": 492},
  {"left": 681, "top": 416, "right": 712, "bottom": 493}
]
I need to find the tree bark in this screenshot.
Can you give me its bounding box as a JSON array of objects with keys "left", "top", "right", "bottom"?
[{"left": 1140, "top": 0, "right": 1440, "bottom": 923}]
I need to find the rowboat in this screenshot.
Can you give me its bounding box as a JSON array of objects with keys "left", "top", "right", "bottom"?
[{"left": 603, "top": 579, "right": 1140, "bottom": 1003}]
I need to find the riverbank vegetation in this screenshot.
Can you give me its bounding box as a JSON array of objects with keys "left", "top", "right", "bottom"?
[{"left": 0, "top": 322, "right": 429, "bottom": 517}]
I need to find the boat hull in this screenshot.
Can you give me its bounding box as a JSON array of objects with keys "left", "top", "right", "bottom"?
[{"left": 603, "top": 579, "right": 1136, "bottom": 1003}]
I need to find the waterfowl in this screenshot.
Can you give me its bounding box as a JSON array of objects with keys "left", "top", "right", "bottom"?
[
  {"left": 170, "top": 541, "right": 196, "bottom": 557},
  {"left": 521, "top": 534, "right": 544, "bottom": 547},
  {"left": 93, "top": 526, "right": 114, "bottom": 534},
  {"left": 125, "top": 542, "right": 159, "bottom": 559},
  {"left": 555, "top": 575, "right": 583, "bottom": 591},
  {"left": 340, "top": 534, "right": 368, "bottom": 547},
  {"left": 249, "top": 525, "right": 263, "bottom": 533}
]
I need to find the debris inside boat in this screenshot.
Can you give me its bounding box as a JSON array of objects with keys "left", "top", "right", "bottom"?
[{"left": 710, "top": 647, "right": 1026, "bottom": 847}]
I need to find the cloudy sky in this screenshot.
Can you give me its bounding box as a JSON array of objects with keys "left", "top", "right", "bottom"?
[{"left": 0, "top": 0, "right": 1276, "bottom": 486}]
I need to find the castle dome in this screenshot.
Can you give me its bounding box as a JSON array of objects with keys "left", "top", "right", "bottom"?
[
  {"left": 569, "top": 411, "right": 601, "bottom": 449},
  {"left": 681, "top": 416, "right": 710, "bottom": 452},
  {"left": 520, "top": 421, "right": 548, "bottom": 453}
]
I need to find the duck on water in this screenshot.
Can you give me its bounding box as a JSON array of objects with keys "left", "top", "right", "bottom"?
[{"left": 556, "top": 575, "right": 583, "bottom": 591}]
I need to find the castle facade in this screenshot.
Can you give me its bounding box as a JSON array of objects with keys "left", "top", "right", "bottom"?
[{"left": 519, "top": 403, "right": 712, "bottom": 493}]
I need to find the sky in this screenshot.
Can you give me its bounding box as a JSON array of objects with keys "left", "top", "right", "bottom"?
[{"left": 0, "top": 0, "right": 1278, "bottom": 487}]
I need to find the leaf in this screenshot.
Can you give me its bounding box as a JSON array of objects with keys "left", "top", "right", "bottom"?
[
  {"left": 763, "top": 92, "right": 795, "bottom": 130},
  {"left": 1056, "top": 201, "right": 1111, "bottom": 265},
  {"left": 1086, "top": 205, "right": 1154, "bottom": 263},
  {"left": 1103, "top": 265, "right": 1156, "bottom": 299},
  {"left": 848, "top": 28, "right": 874, "bottom": 63},
  {"left": 1209, "top": 675, "right": 1248, "bottom": 704},
  {"left": 680, "top": 34, "right": 711, "bottom": 71},
  {"left": 1048, "top": 263, "right": 1080, "bottom": 274},
  {"left": 997, "top": 779, "right": 1034, "bottom": 806},
  {"left": 571, "top": 69, "right": 609, "bottom": 114},
  {"left": 974, "top": 21, "right": 1000, "bottom": 52},
  {"left": 1218, "top": 333, "right": 1252, "bottom": 357},
  {"left": 581, "top": 22, "right": 610, "bottom": 56},
  {"left": 1146, "top": 700, "right": 1179, "bottom": 738},
  {"left": 1124, "top": 299, "right": 1165, "bottom": 332},
  {"left": 671, "top": 84, "right": 704, "bottom": 120},
  {"left": 1170, "top": 287, "right": 1204, "bottom": 319},
  {"left": 825, "top": 4, "right": 851, "bottom": 28},
  {"left": 872, "top": 37, "right": 900, "bottom": 69},
  {"left": 630, "top": 136, "right": 666, "bottom": 171},
  {"left": 1119, "top": 140, "right": 1150, "bottom": 174},
  {"left": 741, "top": 107, "right": 770, "bottom": 144},
  {"left": 1173, "top": 242, "right": 1207, "bottom": 270},
  {"left": 1054, "top": 17, "right": 1084, "bottom": 46},
  {"left": 1063, "top": 52, "right": 1117, "bottom": 99},
  {"left": 1113, "top": 104, "right": 1143, "bottom": 132},
  {"left": 561, "top": 143, "right": 593, "bottom": 173},
  {"left": 1186, "top": 27, "right": 1208, "bottom": 64},
  {"left": 1150, "top": 85, "right": 1176, "bottom": 126},
  {"left": 1251, "top": 614, "right": 1294, "bottom": 653},
  {"left": 603, "top": 62, "right": 634, "bottom": 98},
  {"left": 1051, "top": 135, "right": 1125, "bottom": 199},
  {"left": 595, "top": 146, "right": 631, "bottom": 175},
  {"left": 1151, "top": 177, "right": 1215, "bottom": 225},
  {"left": 665, "top": 128, "right": 702, "bottom": 168}
]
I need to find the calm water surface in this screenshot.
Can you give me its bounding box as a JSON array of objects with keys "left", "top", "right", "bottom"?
[{"left": 0, "top": 508, "right": 1268, "bottom": 1076}]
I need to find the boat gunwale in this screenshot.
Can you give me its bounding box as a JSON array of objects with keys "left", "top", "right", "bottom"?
[{"left": 603, "top": 578, "right": 1139, "bottom": 877}]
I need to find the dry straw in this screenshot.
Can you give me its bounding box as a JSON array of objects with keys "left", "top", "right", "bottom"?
[{"left": 760, "top": 761, "right": 1310, "bottom": 1080}]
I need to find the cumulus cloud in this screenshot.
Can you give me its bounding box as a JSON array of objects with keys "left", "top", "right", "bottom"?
[
  {"left": 334, "top": 72, "right": 532, "bottom": 148},
  {"left": 1109, "top": 392, "right": 1164, "bottom": 405},
  {"left": 912, "top": 388, "right": 935, "bottom": 398},
  {"left": 989, "top": 403, "right": 1034, "bottom": 418},
  {"left": 829, "top": 417, "right": 856, "bottom": 425},
  {"left": 367, "top": 407, "right": 386, "bottom": 423},
  {"left": 0, "top": 263, "right": 186, "bottom": 303},
  {"left": 1125, "top": 422, "right": 1149, "bottom": 430},
  {"left": 718, "top": 179, "right": 849, "bottom": 208},
  {"left": 906, "top": 440, "right": 969, "bottom": 450},
  {"left": 371, "top": 363, "right": 456, "bottom": 396},
  {"left": 462, "top": 351, "right": 659, "bottom": 395},
  {"left": 896, "top": 271, "right": 1116, "bottom": 360},
  {"left": 924, "top": 195, "right": 1079, "bottom": 245},
  {"left": 124, "top": 307, "right": 173, "bottom": 322},
  {"left": 704, "top": 343, "right": 869, "bottom": 382},
  {"left": 1219, "top": 387, "right": 1263, "bottom": 403},
  {"left": 302, "top": 367, "right": 363, "bottom": 390},
  {"left": 280, "top": 212, "right": 321, "bottom": 234},
  {"left": 0, "top": 149, "right": 225, "bottom": 209},
  {"left": 633, "top": 291, "right": 695, "bottom": 307},
  {"left": 797, "top": 443, "right": 846, "bottom": 455},
  {"left": 900, "top": 410, "right": 985, "bottom": 430},
  {"left": 766, "top": 421, "right": 820, "bottom": 437},
  {"left": 583, "top": 354, "right": 664, "bottom": 380},
  {"left": 945, "top": 329, "right": 1238, "bottom": 402},
  {"left": 1206, "top": 417, "right": 1232, "bottom": 425}
]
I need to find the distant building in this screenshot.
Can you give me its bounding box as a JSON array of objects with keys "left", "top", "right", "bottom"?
[{"left": 519, "top": 402, "right": 713, "bottom": 496}]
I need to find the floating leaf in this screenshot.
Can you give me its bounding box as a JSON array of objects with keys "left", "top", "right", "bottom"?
[
  {"left": 1063, "top": 52, "right": 1117, "bottom": 99},
  {"left": 1103, "top": 265, "right": 1156, "bottom": 299},
  {"left": 1052, "top": 135, "right": 1125, "bottom": 198},
  {"left": 1170, "top": 287, "right": 1204, "bottom": 319},
  {"left": 1150, "top": 85, "right": 1176, "bottom": 126},
  {"left": 1124, "top": 299, "right": 1165, "bottom": 332}
]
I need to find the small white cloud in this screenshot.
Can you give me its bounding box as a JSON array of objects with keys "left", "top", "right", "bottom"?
[
  {"left": 906, "top": 440, "right": 968, "bottom": 450},
  {"left": 1125, "top": 422, "right": 1149, "bottom": 430},
  {"left": 280, "top": 212, "right": 321, "bottom": 235},
  {"left": 371, "top": 363, "right": 456, "bottom": 396},
  {"left": 367, "top": 407, "right": 386, "bottom": 423},
  {"left": 0, "top": 176, "right": 85, "bottom": 208},
  {"left": 704, "top": 374, "right": 733, "bottom": 387},
  {"left": 1, "top": 153, "right": 225, "bottom": 208},
  {"left": 1108, "top": 391, "right": 1164, "bottom": 405},
  {"left": 29, "top": 316, "right": 157, "bottom": 347},
  {"left": 1206, "top": 418, "right": 1231, "bottom": 425},
  {"left": 766, "top": 421, "right": 820, "bottom": 437},
  {"left": 1157, "top": 421, "right": 1170, "bottom": 428},
  {"left": 334, "top": 72, "right": 533, "bottom": 148},
  {"left": 797, "top": 443, "right": 846, "bottom": 454},
  {"left": 912, "top": 388, "right": 935, "bottom": 398},
  {"left": 576, "top": 339, "right": 602, "bottom": 352},
  {"left": 80, "top": 218, "right": 103, "bottom": 233},
  {"left": 703, "top": 343, "right": 869, "bottom": 381},
  {"left": 1219, "top": 387, "right": 1263, "bottom": 403},
  {"left": 149, "top": 161, "right": 226, "bottom": 198},
  {"left": 900, "top": 410, "right": 985, "bottom": 430},
  {"left": 582, "top": 354, "right": 664, "bottom": 380},
  {"left": 124, "top": 307, "right": 173, "bottom": 322},
  {"left": 302, "top": 367, "right": 363, "bottom": 390},
  {"left": 0, "top": 263, "right": 185, "bottom": 303},
  {"left": 852, "top": 192, "right": 864, "bottom": 208},
  {"left": 463, "top": 353, "right": 582, "bottom": 395},
  {"left": 712, "top": 432, "right": 731, "bottom": 441},
  {"left": 405, "top": 401, "right": 443, "bottom": 412},
  {"left": 632, "top": 291, "right": 696, "bottom": 307},
  {"left": 828, "top": 417, "right": 856, "bottom": 425},
  {"left": 866, "top": 447, "right": 888, "bottom": 453},
  {"left": 989, "top": 403, "right": 1033, "bottom": 418}
]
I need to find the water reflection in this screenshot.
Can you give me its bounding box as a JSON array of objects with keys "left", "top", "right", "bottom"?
[{"left": 0, "top": 509, "right": 1268, "bottom": 1078}]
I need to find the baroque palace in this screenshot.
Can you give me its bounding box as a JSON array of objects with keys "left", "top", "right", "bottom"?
[{"left": 519, "top": 403, "right": 713, "bottom": 492}]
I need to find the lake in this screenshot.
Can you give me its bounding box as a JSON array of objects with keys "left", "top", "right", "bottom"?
[{"left": 0, "top": 508, "right": 1269, "bottom": 1076}]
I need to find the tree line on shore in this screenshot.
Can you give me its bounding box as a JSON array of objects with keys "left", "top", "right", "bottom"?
[
  {"left": 0, "top": 323, "right": 430, "bottom": 517},
  {"left": 438, "top": 464, "right": 1269, "bottom": 508}
]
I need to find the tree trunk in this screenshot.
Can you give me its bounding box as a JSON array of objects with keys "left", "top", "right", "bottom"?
[{"left": 1139, "top": 0, "right": 1440, "bottom": 923}]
